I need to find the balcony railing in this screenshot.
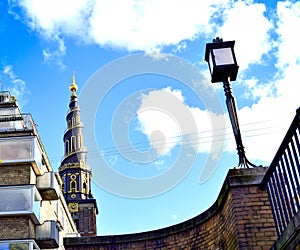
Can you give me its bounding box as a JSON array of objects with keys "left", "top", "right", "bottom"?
[
  {"left": 36, "top": 220, "right": 59, "bottom": 249},
  {"left": 260, "top": 107, "right": 300, "bottom": 237},
  {"left": 37, "top": 172, "right": 60, "bottom": 200},
  {"left": 0, "top": 113, "right": 37, "bottom": 132},
  {"left": 0, "top": 240, "right": 40, "bottom": 250},
  {"left": 0, "top": 136, "right": 43, "bottom": 174},
  {"left": 0, "top": 111, "right": 54, "bottom": 168},
  {"left": 0, "top": 91, "right": 16, "bottom": 104},
  {"left": 0, "top": 185, "right": 42, "bottom": 224}
]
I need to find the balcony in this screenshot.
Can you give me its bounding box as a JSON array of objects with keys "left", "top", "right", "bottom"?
[
  {"left": 0, "top": 185, "right": 41, "bottom": 224},
  {"left": 36, "top": 220, "right": 59, "bottom": 249},
  {"left": 0, "top": 136, "right": 43, "bottom": 175},
  {"left": 0, "top": 113, "right": 37, "bottom": 132},
  {"left": 37, "top": 172, "right": 60, "bottom": 200}
]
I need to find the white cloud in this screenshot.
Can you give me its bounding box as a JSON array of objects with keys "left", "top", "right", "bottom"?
[
  {"left": 136, "top": 87, "right": 225, "bottom": 157},
  {"left": 172, "top": 42, "right": 188, "bottom": 54},
  {"left": 0, "top": 65, "right": 29, "bottom": 107},
  {"left": 136, "top": 81, "right": 297, "bottom": 165},
  {"left": 89, "top": 0, "right": 223, "bottom": 51},
  {"left": 236, "top": 1, "right": 300, "bottom": 163},
  {"left": 13, "top": 0, "right": 94, "bottom": 38},
  {"left": 9, "top": 0, "right": 230, "bottom": 53},
  {"left": 42, "top": 35, "right": 66, "bottom": 68},
  {"left": 136, "top": 88, "right": 185, "bottom": 155},
  {"left": 233, "top": 95, "right": 297, "bottom": 164},
  {"left": 9, "top": 0, "right": 94, "bottom": 66},
  {"left": 276, "top": 1, "right": 300, "bottom": 68},
  {"left": 212, "top": 1, "right": 300, "bottom": 165},
  {"left": 217, "top": 0, "right": 273, "bottom": 70},
  {"left": 224, "top": 75, "right": 299, "bottom": 164},
  {"left": 7, "top": 0, "right": 300, "bottom": 166},
  {"left": 9, "top": 0, "right": 276, "bottom": 70}
]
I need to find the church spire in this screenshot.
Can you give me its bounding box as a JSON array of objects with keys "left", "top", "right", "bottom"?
[{"left": 59, "top": 75, "right": 98, "bottom": 236}]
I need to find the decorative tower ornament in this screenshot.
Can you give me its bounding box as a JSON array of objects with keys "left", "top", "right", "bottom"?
[{"left": 59, "top": 74, "right": 98, "bottom": 236}]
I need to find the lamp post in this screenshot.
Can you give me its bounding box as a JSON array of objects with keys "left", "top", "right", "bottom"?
[{"left": 205, "top": 37, "right": 257, "bottom": 168}]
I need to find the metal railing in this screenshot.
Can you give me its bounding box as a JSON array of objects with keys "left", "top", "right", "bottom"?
[
  {"left": 0, "top": 112, "right": 54, "bottom": 171},
  {"left": 0, "top": 113, "right": 36, "bottom": 131},
  {"left": 260, "top": 107, "right": 300, "bottom": 237},
  {"left": 0, "top": 91, "right": 16, "bottom": 103}
]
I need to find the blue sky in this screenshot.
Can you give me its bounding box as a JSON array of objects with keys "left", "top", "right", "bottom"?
[{"left": 0, "top": 0, "right": 299, "bottom": 235}]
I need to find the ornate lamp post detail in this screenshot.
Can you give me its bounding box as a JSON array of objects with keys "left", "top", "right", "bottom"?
[{"left": 205, "top": 37, "right": 257, "bottom": 168}]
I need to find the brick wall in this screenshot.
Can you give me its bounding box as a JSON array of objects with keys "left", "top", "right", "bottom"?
[
  {"left": 0, "top": 165, "right": 33, "bottom": 185},
  {"left": 78, "top": 203, "right": 97, "bottom": 236},
  {"left": 64, "top": 167, "right": 277, "bottom": 249},
  {"left": 232, "top": 186, "right": 277, "bottom": 248},
  {"left": 0, "top": 217, "right": 35, "bottom": 239}
]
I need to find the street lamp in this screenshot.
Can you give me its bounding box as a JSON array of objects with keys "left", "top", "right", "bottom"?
[{"left": 205, "top": 37, "right": 257, "bottom": 168}]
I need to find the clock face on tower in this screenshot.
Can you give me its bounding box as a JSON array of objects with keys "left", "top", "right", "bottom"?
[{"left": 68, "top": 202, "right": 79, "bottom": 212}]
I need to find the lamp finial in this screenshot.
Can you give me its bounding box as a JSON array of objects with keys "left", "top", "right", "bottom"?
[{"left": 213, "top": 37, "right": 223, "bottom": 43}]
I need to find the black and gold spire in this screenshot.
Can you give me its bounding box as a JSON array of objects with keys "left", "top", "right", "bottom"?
[{"left": 59, "top": 75, "right": 98, "bottom": 236}]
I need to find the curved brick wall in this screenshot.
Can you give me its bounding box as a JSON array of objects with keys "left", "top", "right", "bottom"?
[{"left": 64, "top": 167, "right": 277, "bottom": 249}]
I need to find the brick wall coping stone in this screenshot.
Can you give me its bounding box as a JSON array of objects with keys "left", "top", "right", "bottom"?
[{"left": 64, "top": 167, "right": 268, "bottom": 246}]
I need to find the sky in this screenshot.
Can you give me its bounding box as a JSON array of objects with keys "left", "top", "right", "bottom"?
[{"left": 0, "top": 0, "right": 299, "bottom": 235}]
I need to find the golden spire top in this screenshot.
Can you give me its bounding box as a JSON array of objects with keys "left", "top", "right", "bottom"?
[{"left": 69, "top": 71, "right": 78, "bottom": 96}]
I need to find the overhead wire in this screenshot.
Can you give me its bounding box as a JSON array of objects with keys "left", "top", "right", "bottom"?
[{"left": 48, "top": 116, "right": 288, "bottom": 163}]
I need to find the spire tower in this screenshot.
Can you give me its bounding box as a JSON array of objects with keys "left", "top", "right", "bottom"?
[{"left": 59, "top": 75, "right": 98, "bottom": 236}]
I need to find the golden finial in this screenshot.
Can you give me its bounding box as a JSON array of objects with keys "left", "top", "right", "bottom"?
[{"left": 70, "top": 70, "right": 78, "bottom": 96}]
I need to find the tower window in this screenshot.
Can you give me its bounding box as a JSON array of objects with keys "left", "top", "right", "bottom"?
[
  {"left": 70, "top": 181, "right": 76, "bottom": 193},
  {"left": 71, "top": 136, "right": 76, "bottom": 151},
  {"left": 78, "top": 134, "right": 82, "bottom": 148},
  {"left": 65, "top": 140, "right": 69, "bottom": 154},
  {"left": 83, "top": 182, "right": 87, "bottom": 195}
]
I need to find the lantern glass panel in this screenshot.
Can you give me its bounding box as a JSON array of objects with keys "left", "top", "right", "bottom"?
[
  {"left": 213, "top": 48, "right": 234, "bottom": 66},
  {"left": 208, "top": 51, "right": 214, "bottom": 74}
]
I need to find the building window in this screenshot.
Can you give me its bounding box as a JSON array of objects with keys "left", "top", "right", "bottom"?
[
  {"left": 70, "top": 174, "right": 77, "bottom": 193},
  {"left": 83, "top": 182, "right": 87, "bottom": 195},
  {"left": 65, "top": 140, "right": 69, "bottom": 154},
  {"left": 70, "top": 181, "right": 76, "bottom": 193},
  {"left": 78, "top": 134, "right": 82, "bottom": 149},
  {"left": 71, "top": 136, "right": 76, "bottom": 151}
]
